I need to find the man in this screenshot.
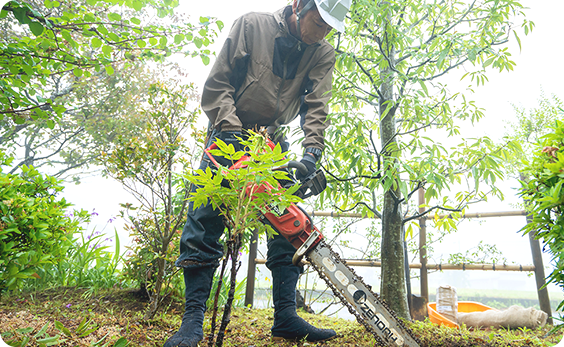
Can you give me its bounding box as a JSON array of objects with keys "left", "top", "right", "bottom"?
[{"left": 165, "top": 0, "right": 350, "bottom": 346}]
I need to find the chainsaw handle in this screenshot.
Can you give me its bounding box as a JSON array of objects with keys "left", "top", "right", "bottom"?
[{"left": 287, "top": 160, "right": 308, "bottom": 176}]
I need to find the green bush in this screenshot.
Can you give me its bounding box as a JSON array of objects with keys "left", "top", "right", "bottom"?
[
  {"left": 0, "top": 152, "right": 89, "bottom": 294},
  {"left": 121, "top": 211, "right": 183, "bottom": 298},
  {"left": 520, "top": 119, "right": 564, "bottom": 312}
]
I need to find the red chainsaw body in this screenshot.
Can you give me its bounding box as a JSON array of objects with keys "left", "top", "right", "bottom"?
[{"left": 204, "top": 139, "right": 323, "bottom": 250}]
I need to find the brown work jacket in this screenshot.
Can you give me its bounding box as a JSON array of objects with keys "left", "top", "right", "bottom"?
[{"left": 201, "top": 6, "right": 335, "bottom": 151}]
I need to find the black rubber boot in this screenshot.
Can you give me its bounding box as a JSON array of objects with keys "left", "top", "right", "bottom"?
[
  {"left": 164, "top": 266, "right": 215, "bottom": 347},
  {"left": 271, "top": 265, "right": 337, "bottom": 342}
]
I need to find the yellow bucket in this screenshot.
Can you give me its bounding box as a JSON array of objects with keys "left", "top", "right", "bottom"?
[{"left": 427, "top": 301, "right": 497, "bottom": 328}]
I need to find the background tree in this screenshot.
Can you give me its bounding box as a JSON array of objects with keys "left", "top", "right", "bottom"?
[
  {"left": 103, "top": 81, "right": 203, "bottom": 320},
  {"left": 0, "top": 0, "right": 220, "bottom": 178},
  {"left": 0, "top": 61, "right": 167, "bottom": 181},
  {"left": 504, "top": 92, "right": 563, "bottom": 174},
  {"left": 321, "top": 0, "right": 530, "bottom": 318}
]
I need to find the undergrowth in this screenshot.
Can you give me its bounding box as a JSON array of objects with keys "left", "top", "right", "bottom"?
[{"left": 0, "top": 287, "right": 562, "bottom": 347}]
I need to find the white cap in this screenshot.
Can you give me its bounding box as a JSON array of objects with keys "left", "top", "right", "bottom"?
[{"left": 314, "top": 0, "right": 351, "bottom": 33}]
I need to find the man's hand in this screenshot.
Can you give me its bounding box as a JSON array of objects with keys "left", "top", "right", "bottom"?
[
  {"left": 295, "top": 153, "right": 317, "bottom": 182},
  {"left": 216, "top": 131, "right": 244, "bottom": 153}
]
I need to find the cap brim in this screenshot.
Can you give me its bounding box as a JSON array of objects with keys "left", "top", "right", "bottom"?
[{"left": 318, "top": 11, "right": 345, "bottom": 33}]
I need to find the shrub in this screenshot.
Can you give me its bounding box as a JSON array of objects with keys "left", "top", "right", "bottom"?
[
  {"left": 520, "top": 119, "right": 564, "bottom": 312},
  {"left": 0, "top": 152, "right": 89, "bottom": 295},
  {"left": 24, "top": 226, "right": 125, "bottom": 293}
]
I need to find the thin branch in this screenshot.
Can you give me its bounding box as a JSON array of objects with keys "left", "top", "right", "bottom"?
[
  {"left": 402, "top": 204, "right": 463, "bottom": 224},
  {"left": 335, "top": 201, "right": 382, "bottom": 219},
  {"left": 321, "top": 164, "right": 382, "bottom": 182}
]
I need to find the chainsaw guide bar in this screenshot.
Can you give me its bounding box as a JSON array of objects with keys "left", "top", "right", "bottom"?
[{"left": 306, "top": 241, "right": 421, "bottom": 347}]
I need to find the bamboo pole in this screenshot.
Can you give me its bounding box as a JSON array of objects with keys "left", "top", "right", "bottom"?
[
  {"left": 254, "top": 258, "right": 535, "bottom": 272},
  {"left": 526, "top": 213, "right": 553, "bottom": 324},
  {"left": 418, "top": 188, "right": 428, "bottom": 302},
  {"left": 309, "top": 210, "right": 527, "bottom": 219}
]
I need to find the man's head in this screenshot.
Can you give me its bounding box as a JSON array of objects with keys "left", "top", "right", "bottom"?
[{"left": 291, "top": 0, "right": 350, "bottom": 45}]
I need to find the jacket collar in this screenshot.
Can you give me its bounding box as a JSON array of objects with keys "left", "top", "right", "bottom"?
[
  {"left": 275, "top": 6, "right": 321, "bottom": 48},
  {"left": 275, "top": 6, "right": 292, "bottom": 35}
]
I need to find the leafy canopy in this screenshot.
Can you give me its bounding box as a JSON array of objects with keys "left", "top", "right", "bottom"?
[
  {"left": 316, "top": 0, "right": 530, "bottom": 318},
  {"left": 324, "top": 0, "right": 530, "bottom": 219},
  {"left": 0, "top": 0, "right": 220, "bottom": 124}
]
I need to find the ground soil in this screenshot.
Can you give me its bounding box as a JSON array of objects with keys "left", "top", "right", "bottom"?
[{"left": 0, "top": 287, "right": 561, "bottom": 347}]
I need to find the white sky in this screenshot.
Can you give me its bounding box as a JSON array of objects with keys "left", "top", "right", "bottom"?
[{"left": 56, "top": 0, "right": 564, "bottom": 302}]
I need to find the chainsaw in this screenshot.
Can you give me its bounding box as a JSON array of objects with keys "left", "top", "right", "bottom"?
[{"left": 204, "top": 140, "right": 421, "bottom": 347}]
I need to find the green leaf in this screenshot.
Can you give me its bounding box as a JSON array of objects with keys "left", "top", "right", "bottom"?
[
  {"left": 36, "top": 334, "right": 61, "bottom": 345},
  {"left": 483, "top": 57, "right": 495, "bottom": 68},
  {"left": 418, "top": 80, "right": 428, "bottom": 96},
  {"left": 14, "top": 116, "right": 26, "bottom": 125},
  {"left": 201, "top": 55, "right": 210, "bottom": 66},
  {"left": 13, "top": 6, "right": 32, "bottom": 24},
  {"left": 174, "top": 34, "right": 184, "bottom": 44},
  {"left": 105, "top": 65, "right": 114, "bottom": 75},
  {"left": 108, "top": 12, "right": 122, "bottom": 22},
  {"left": 54, "top": 321, "right": 72, "bottom": 337},
  {"left": 16, "top": 327, "right": 34, "bottom": 335},
  {"left": 513, "top": 31, "right": 522, "bottom": 52},
  {"left": 91, "top": 37, "right": 102, "bottom": 48},
  {"left": 29, "top": 22, "right": 44, "bottom": 36},
  {"left": 112, "top": 337, "right": 129, "bottom": 347},
  {"left": 137, "top": 39, "right": 146, "bottom": 48},
  {"left": 194, "top": 37, "right": 202, "bottom": 48},
  {"left": 73, "top": 68, "right": 83, "bottom": 77},
  {"left": 102, "top": 45, "right": 112, "bottom": 56},
  {"left": 34, "top": 323, "right": 49, "bottom": 338},
  {"left": 130, "top": 17, "right": 141, "bottom": 25},
  {"left": 131, "top": 1, "right": 143, "bottom": 11}
]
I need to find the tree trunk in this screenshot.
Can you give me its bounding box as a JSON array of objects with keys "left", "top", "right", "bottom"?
[
  {"left": 144, "top": 256, "right": 166, "bottom": 320},
  {"left": 379, "top": 139, "right": 410, "bottom": 318},
  {"left": 378, "top": 39, "right": 410, "bottom": 319}
]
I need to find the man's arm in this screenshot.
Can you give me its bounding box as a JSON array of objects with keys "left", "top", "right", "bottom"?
[
  {"left": 201, "top": 16, "right": 249, "bottom": 133},
  {"left": 300, "top": 50, "right": 336, "bottom": 152}
]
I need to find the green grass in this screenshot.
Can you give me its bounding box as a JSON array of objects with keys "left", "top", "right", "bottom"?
[{"left": 0, "top": 287, "right": 562, "bottom": 347}]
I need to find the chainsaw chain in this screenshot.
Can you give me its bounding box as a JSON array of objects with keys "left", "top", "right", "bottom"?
[{"left": 306, "top": 241, "right": 422, "bottom": 347}]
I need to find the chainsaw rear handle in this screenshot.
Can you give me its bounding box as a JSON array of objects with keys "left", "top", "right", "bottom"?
[{"left": 285, "top": 160, "right": 308, "bottom": 176}]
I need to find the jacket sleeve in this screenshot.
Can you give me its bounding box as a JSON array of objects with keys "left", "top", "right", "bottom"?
[
  {"left": 301, "top": 50, "right": 335, "bottom": 151},
  {"left": 201, "top": 16, "right": 249, "bottom": 132}
]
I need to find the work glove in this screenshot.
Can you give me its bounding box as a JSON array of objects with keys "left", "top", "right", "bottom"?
[
  {"left": 216, "top": 131, "right": 244, "bottom": 153},
  {"left": 295, "top": 153, "right": 317, "bottom": 182}
]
